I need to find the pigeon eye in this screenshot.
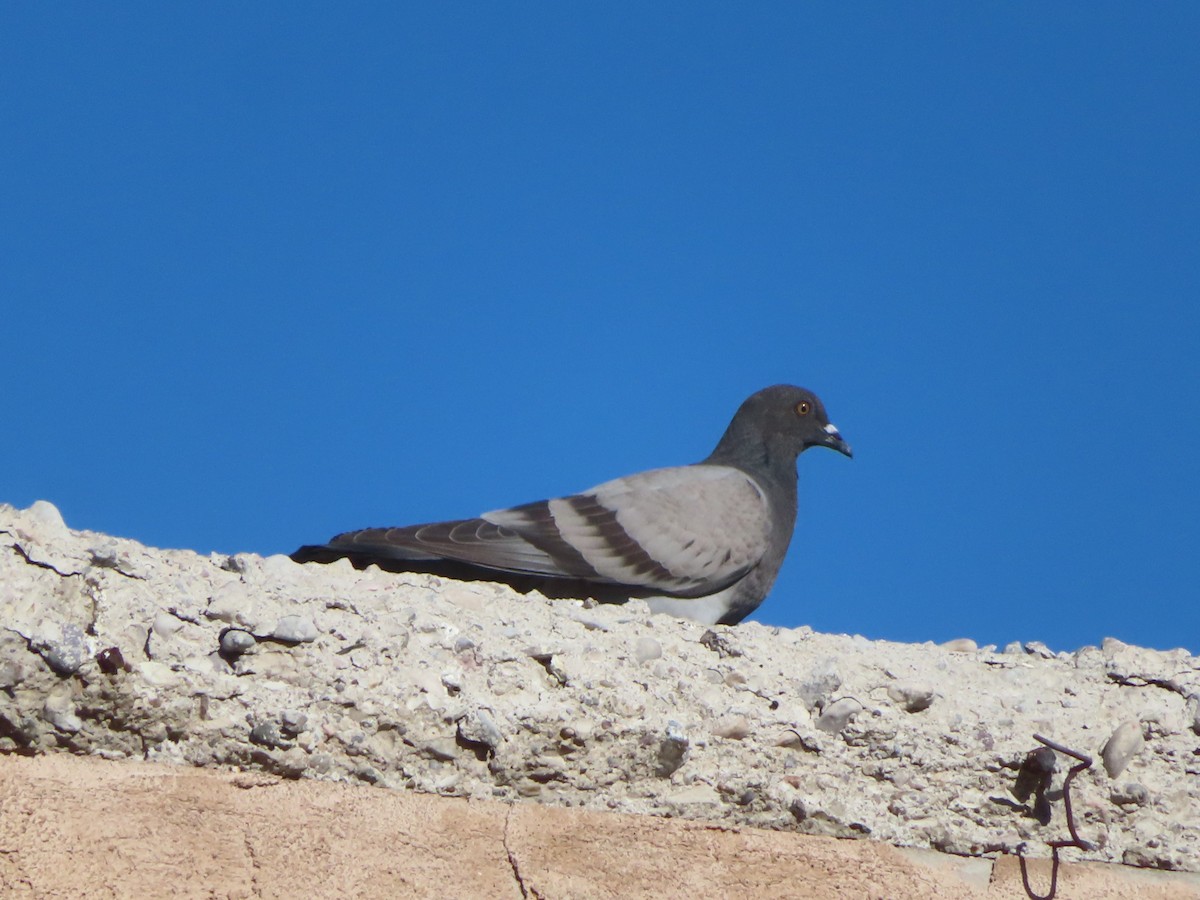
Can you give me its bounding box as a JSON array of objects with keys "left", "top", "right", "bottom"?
[{"left": 795, "top": 401, "right": 811, "bottom": 416}]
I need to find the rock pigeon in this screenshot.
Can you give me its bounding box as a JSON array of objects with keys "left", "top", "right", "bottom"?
[{"left": 291, "top": 385, "right": 851, "bottom": 625}]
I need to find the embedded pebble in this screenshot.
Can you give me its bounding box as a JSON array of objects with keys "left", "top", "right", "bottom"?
[
  {"left": 796, "top": 660, "right": 841, "bottom": 711},
  {"left": 458, "top": 708, "right": 503, "bottom": 749},
  {"left": 205, "top": 585, "right": 260, "bottom": 629},
  {"left": 219, "top": 628, "right": 257, "bottom": 657},
  {"left": 249, "top": 721, "right": 291, "bottom": 749},
  {"left": 136, "top": 661, "right": 178, "bottom": 687},
  {"left": 887, "top": 681, "right": 935, "bottom": 713},
  {"left": 816, "top": 697, "right": 862, "bottom": 735},
  {"left": 1023, "top": 641, "right": 1056, "bottom": 659},
  {"left": 711, "top": 715, "right": 752, "bottom": 740},
  {"left": 260, "top": 554, "right": 302, "bottom": 579},
  {"left": 422, "top": 738, "right": 459, "bottom": 761},
  {"left": 272, "top": 615, "right": 318, "bottom": 644},
  {"left": 656, "top": 721, "right": 689, "bottom": 777},
  {"left": 152, "top": 613, "right": 184, "bottom": 639},
  {"left": 634, "top": 636, "right": 663, "bottom": 664},
  {"left": 26, "top": 500, "right": 67, "bottom": 535},
  {"left": 38, "top": 624, "right": 88, "bottom": 675},
  {"left": 43, "top": 691, "right": 83, "bottom": 733},
  {"left": 222, "top": 554, "right": 255, "bottom": 574},
  {"left": 567, "top": 609, "right": 609, "bottom": 631},
  {"left": 453, "top": 636, "right": 476, "bottom": 653},
  {"left": 940, "top": 638, "right": 977, "bottom": 653},
  {"left": 0, "top": 659, "right": 24, "bottom": 690},
  {"left": 95, "top": 647, "right": 128, "bottom": 675},
  {"left": 89, "top": 541, "right": 124, "bottom": 569},
  {"left": 280, "top": 710, "right": 309, "bottom": 734},
  {"left": 1111, "top": 782, "right": 1150, "bottom": 807},
  {"left": 1101, "top": 720, "right": 1145, "bottom": 778}
]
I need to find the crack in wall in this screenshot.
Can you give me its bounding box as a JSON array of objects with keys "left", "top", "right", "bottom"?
[
  {"left": 1107, "top": 672, "right": 1193, "bottom": 697},
  {"left": 9, "top": 542, "right": 82, "bottom": 578},
  {"left": 503, "top": 804, "right": 533, "bottom": 900},
  {"left": 243, "top": 830, "right": 260, "bottom": 896},
  {"left": 10, "top": 538, "right": 143, "bottom": 582}
]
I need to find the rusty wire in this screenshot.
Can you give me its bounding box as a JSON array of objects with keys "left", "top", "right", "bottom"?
[{"left": 1014, "top": 734, "right": 1094, "bottom": 900}]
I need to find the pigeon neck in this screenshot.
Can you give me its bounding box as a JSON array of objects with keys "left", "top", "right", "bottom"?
[{"left": 706, "top": 427, "right": 800, "bottom": 485}]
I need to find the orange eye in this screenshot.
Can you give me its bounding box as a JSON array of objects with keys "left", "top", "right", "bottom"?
[{"left": 795, "top": 401, "right": 811, "bottom": 416}]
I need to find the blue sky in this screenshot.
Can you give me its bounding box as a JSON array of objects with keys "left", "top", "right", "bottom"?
[{"left": 4, "top": 5, "right": 1197, "bottom": 652}]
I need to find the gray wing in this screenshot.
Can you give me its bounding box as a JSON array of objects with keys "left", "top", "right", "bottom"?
[
  {"left": 322, "top": 514, "right": 593, "bottom": 576},
  {"left": 324, "top": 464, "right": 773, "bottom": 598}
]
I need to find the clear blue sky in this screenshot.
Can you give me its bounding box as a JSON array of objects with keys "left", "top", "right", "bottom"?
[{"left": 4, "top": 5, "right": 1197, "bottom": 652}]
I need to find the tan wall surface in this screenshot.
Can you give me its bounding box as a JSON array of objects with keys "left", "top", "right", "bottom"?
[{"left": 2, "top": 754, "right": 1197, "bottom": 900}]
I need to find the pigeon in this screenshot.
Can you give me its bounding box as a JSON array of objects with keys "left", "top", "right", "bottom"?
[{"left": 291, "top": 385, "right": 851, "bottom": 625}]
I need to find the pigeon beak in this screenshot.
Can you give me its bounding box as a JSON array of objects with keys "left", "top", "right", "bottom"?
[{"left": 820, "top": 422, "right": 853, "bottom": 458}]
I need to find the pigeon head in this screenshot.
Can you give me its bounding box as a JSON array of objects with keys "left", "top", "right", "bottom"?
[{"left": 708, "top": 385, "right": 852, "bottom": 471}]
